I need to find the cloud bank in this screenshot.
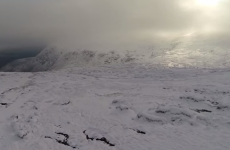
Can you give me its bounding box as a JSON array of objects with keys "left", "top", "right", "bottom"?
[{"left": 0, "top": 0, "right": 229, "bottom": 50}]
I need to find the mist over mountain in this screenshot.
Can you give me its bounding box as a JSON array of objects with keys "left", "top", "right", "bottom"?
[
  {"left": 1, "top": 32, "right": 230, "bottom": 72},
  {"left": 0, "top": 0, "right": 230, "bottom": 71},
  {"left": 1, "top": 1, "right": 230, "bottom": 150},
  {"left": 0, "top": 0, "right": 230, "bottom": 52},
  {"left": 0, "top": 47, "right": 43, "bottom": 68}
]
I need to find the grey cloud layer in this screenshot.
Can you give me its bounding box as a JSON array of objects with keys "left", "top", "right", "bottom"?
[{"left": 0, "top": 0, "right": 229, "bottom": 49}]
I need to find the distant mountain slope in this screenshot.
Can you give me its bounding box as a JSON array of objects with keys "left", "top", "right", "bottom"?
[
  {"left": 0, "top": 46, "right": 63, "bottom": 72},
  {"left": 0, "top": 46, "right": 139, "bottom": 72},
  {"left": 0, "top": 55, "right": 18, "bottom": 68},
  {"left": 1, "top": 34, "right": 230, "bottom": 72},
  {"left": 0, "top": 47, "right": 43, "bottom": 69}
]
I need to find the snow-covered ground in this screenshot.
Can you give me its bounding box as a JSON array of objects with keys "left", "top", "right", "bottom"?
[{"left": 1, "top": 64, "right": 230, "bottom": 150}]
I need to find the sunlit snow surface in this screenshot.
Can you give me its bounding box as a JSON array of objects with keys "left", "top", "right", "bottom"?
[{"left": 0, "top": 64, "right": 230, "bottom": 150}]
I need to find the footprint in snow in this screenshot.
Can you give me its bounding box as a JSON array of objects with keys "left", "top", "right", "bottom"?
[
  {"left": 109, "top": 99, "right": 136, "bottom": 120},
  {"left": 136, "top": 105, "right": 199, "bottom": 126},
  {"left": 53, "top": 99, "right": 71, "bottom": 106}
]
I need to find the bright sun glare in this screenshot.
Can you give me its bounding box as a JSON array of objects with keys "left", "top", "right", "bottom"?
[
  {"left": 180, "top": 0, "right": 224, "bottom": 10},
  {"left": 196, "top": 0, "right": 221, "bottom": 6}
]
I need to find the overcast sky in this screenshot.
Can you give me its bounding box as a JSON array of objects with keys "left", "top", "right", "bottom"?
[{"left": 0, "top": 0, "right": 229, "bottom": 50}]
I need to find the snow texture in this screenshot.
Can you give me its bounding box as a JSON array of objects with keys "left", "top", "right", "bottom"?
[{"left": 1, "top": 63, "right": 230, "bottom": 149}]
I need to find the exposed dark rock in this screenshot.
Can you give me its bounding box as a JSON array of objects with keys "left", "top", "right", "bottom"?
[
  {"left": 61, "top": 101, "right": 71, "bottom": 105},
  {"left": 179, "top": 96, "right": 204, "bottom": 102},
  {"left": 216, "top": 106, "right": 229, "bottom": 110},
  {"left": 0, "top": 103, "right": 9, "bottom": 107},
  {"left": 132, "top": 129, "right": 146, "bottom": 134},
  {"left": 193, "top": 109, "right": 212, "bottom": 113},
  {"left": 83, "top": 130, "right": 115, "bottom": 147},
  {"left": 45, "top": 132, "right": 77, "bottom": 149}
]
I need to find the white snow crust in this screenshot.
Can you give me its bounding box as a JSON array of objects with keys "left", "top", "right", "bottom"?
[{"left": 1, "top": 64, "right": 230, "bottom": 150}]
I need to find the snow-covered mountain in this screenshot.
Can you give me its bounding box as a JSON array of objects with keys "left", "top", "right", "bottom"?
[
  {"left": 1, "top": 33, "right": 230, "bottom": 149},
  {"left": 0, "top": 46, "right": 141, "bottom": 72},
  {"left": 1, "top": 34, "right": 230, "bottom": 72}
]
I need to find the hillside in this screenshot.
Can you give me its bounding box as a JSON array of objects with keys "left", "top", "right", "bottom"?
[
  {"left": 0, "top": 65, "right": 230, "bottom": 150},
  {"left": 1, "top": 34, "right": 230, "bottom": 72}
]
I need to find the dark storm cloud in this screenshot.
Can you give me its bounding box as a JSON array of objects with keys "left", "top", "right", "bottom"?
[{"left": 0, "top": 0, "right": 229, "bottom": 50}]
